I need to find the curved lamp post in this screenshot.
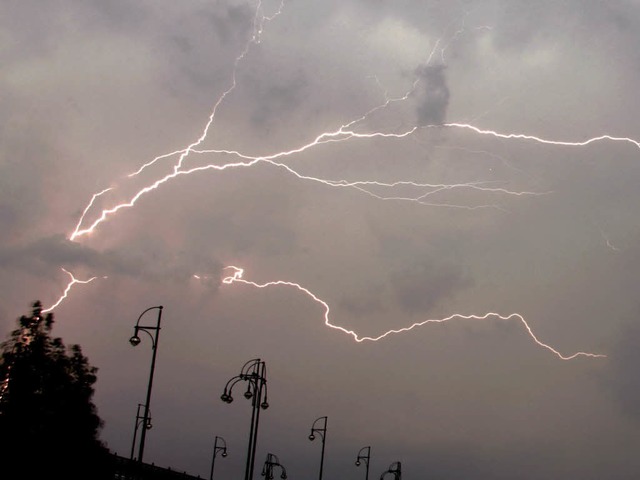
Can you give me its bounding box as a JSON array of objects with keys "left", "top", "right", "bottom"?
[
  {"left": 261, "top": 453, "right": 287, "bottom": 480},
  {"left": 380, "top": 461, "right": 401, "bottom": 480},
  {"left": 355, "top": 446, "right": 371, "bottom": 480},
  {"left": 129, "top": 305, "right": 163, "bottom": 463},
  {"left": 130, "top": 403, "right": 152, "bottom": 460},
  {"left": 308, "top": 416, "right": 328, "bottom": 480},
  {"left": 220, "top": 359, "right": 269, "bottom": 480},
  {"left": 210, "top": 435, "right": 228, "bottom": 480}
]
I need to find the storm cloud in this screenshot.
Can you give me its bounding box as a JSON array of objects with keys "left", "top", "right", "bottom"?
[{"left": 2, "top": 1, "right": 640, "bottom": 479}]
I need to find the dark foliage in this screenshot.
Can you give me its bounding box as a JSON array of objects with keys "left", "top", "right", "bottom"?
[{"left": 0, "top": 301, "right": 113, "bottom": 479}]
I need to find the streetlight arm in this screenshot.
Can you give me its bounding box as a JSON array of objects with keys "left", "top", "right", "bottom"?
[
  {"left": 356, "top": 446, "right": 370, "bottom": 464},
  {"left": 134, "top": 327, "right": 157, "bottom": 348},
  {"left": 224, "top": 376, "right": 246, "bottom": 392},
  {"left": 240, "top": 358, "right": 262, "bottom": 376},
  {"left": 134, "top": 306, "right": 163, "bottom": 327}
]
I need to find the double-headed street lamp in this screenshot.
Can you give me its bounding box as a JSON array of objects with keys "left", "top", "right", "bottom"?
[
  {"left": 210, "top": 435, "right": 228, "bottom": 480},
  {"left": 308, "top": 416, "right": 328, "bottom": 480},
  {"left": 130, "top": 403, "right": 152, "bottom": 460},
  {"left": 129, "top": 305, "right": 163, "bottom": 463},
  {"left": 261, "top": 453, "right": 287, "bottom": 480},
  {"left": 355, "top": 446, "right": 371, "bottom": 480},
  {"left": 220, "top": 359, "right": 269, "bottom": 480},
  {"left": 380, "top": 461, "right": 401, "bottom": 480}
]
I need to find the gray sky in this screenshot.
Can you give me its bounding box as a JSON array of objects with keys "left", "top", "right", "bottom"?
[{"left": 3, "top": 1, "right": 640, "bottom": 478}]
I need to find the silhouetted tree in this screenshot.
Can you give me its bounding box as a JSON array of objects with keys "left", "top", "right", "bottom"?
[{"left": 0, "top": 301, "right": 111, "bottom": 478}]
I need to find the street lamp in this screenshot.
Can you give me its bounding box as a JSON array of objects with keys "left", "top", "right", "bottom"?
[
  {"left": 129, "top": 305, "right": 163, "bottom": 463},
  {"left": 308, "top": 416, "right": 328, "bottom": 480},
  {"left": 355, "top": 446, "right": 371, "bottom": 480},
  {"left": 130, "top": 403, "right": 152, "bottom": 460},
  {"left": 380, "top": 461, "right": 401, "bottom": 480},
  {"left": 210, "top": 435, "right": 228, "bottom": 480},
  {"left": 261, "top": 453, "right": 287, "bottom": 480},
  {"left": 220, "top": 359, "right": 269, "bottom": 480}
]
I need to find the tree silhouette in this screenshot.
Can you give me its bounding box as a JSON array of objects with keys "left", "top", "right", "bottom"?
[{"left": 0, "top": 301, "right": 111, "bottom": 478}]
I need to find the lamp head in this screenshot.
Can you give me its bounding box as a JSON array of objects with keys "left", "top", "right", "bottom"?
[
  {"left": 146, "top": 421, "right": 153, "bottom": 430},
  {"left": 222, "top": 451, "right": 228, "bottom": 458},
  {"left": 220, "top": 393, "right": 233, "bottom": 403},
  {"left": 355, "top": 461, "right": 361, "bottom": 467},
  {"left": 129, "top": 335, "right": 141, "bottom": 346},
  {"left": 244, "top": 389, "right": 253, "bottom": 399},
  {"left": 308, "top": 434, "right": 315, "bottom": 441},
  {"left": 260, "top": 401, "right": 269, "bottom": 410}
]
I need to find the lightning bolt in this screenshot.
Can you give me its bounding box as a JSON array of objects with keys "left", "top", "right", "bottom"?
[
  {"left": 70, "top": 113, "right": 640, "bottom": 240},
  {"left": 221, "top": 266, "right": 605, "bottom": 360},
  {"left": 437, "top": 123, "right": 640, "bottom": 149},
  {"left": 68, "top": 11, "right": 506, "bottom": 239},
  {"left": 42, "top": 268, "right": 102, "bottom": 313},
  {"left": 0, "top": 270, "right": 104, "bottom": 405},
  {"left": 55, "top": 1, "right": 623, "bottom": 363},
  {"left": 71, "top": 187, "right": 114, "bottom": 237}
]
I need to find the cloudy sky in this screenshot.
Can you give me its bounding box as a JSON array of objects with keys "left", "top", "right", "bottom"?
[{"left": 3, "top": 0, "right": 640, "bottom": 478}]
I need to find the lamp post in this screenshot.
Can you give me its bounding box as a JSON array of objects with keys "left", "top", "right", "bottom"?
[
  {"left": 129, "top": 305, "right": 163, "bottom": 463},
  {"left": 130, "top": 403, "right": 152, "bottom": 460},
  {"left": 308, "top": 416, "right": 328, "bottom": 480},
  {"left": 220, "top": 359, "right": 269, "bottom": 480},
  {"left": 355, "top": 446, "right": 371, "bottom": 480},
  {"left": 209, "top": 435, "right": 228, "bottom": 480},
  {"left": 261, "top": 453, "right": 287, "bottom": 480},
  {"left": 380, "top": 461, "right": 401, "bottom": 480}
]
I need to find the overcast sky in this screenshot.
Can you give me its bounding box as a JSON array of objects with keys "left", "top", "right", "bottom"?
[{"left": 3, "top": 1, "right": 640, "bottom": 478}]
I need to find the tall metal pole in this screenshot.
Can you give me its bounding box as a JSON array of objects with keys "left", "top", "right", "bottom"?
[
  {"left": 210, "top": 436, "right": 227, "bottom": 480},
  {"left": 309, "top": 416, "right": 328, "bottom": 480},
  {"left": 356, "top": 446, "right": 371, "bottom": 480},
  {"left": 130, "top": 306, "right": 163, "bottom": 464},
  {"left": 210, "top": 449, "right": 218, "bottom": 480},
  {"left": 130, "top": 403, "right": 146, "bottom": 460},
  {"left": 319, "top": 419, "right": 326, "bottom": 480},
  {"left": 245, "top": 386, "right": 258, "bottom": 480},
  {"left": 248, "top": 361, "right": 266, "bottom": 480},
  {"left": 220, "top": 359, "right": 268, "bottom": 480}
]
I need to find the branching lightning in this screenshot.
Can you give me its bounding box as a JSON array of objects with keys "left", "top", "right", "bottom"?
[
  {"left": 221, "top": 266, "right": 605, "bottom": 360},
  {"left": 42, "top": 268, "right": 102, "bottom": 313},
  {"left": 52, "top": 0, "right": 629, "bottom": 362},
  {"left": 1, "top": 270, "right": 104, "bottom": 405},
  {"left": 69, "top": 116, "right": 640, "bottom": 239}
]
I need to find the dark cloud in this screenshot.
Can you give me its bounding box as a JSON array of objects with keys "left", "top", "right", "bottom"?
[
  {"left": 0, "top": 235, "right": 222, "bottom": 285},
  {"left": 338, "top": 283, "right": 387, "bottom": 317},
  {"left": 2, "top": 1, "right": 640, "bottom": 478},
  {"left": 247, "top": 72, "right": 309, "bottom": 130},
  {"left": 415, "top": 64, "right": 450, "bottom": 126},
  {"left": 208, "top": 2, "right": 255, "bottom": 46},
  {"left": 390, "top": 258, "right": 472, "bottom": 314}
]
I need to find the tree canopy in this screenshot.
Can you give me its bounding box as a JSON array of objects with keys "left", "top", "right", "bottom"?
[{"left": 0, "top": 301, "right": 110, "bottom": 478}]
